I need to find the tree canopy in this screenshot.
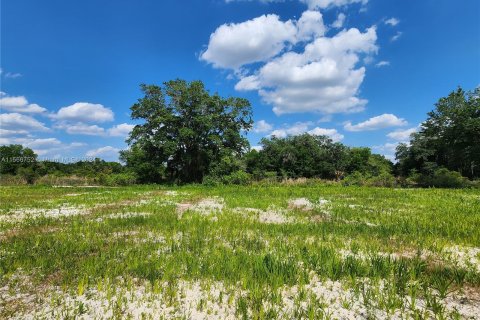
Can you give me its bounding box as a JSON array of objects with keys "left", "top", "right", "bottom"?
[
  {"left": 246, "top": 134, "right": 392, "bottom": 180},
  {"left": 121, "top": 79, "right": 253, "bottom": 183},
  {"left": 396, "top": 87, "right": 480, "bottom": 179}
]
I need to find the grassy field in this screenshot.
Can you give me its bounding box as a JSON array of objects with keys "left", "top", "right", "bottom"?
[{"left": 1, "top": 184, "right": 479, "bottom": 319}]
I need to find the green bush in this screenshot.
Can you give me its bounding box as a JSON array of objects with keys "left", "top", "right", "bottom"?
[
  {"left": 420, "top": 168, "right": 469, "bottom": 188},
  {"left": 342, "top": 171, "right": 368, "bottom": 186},
  {"left": 202, "top": 175, "right": 222, "bottom": 186},
  {"left": 203, "top": 170, "right": 251, "bottom": 186},
  {"left": 367, "top": 172, "right": 397, "bottom": 187},
  {"left": 343, "top": 171, "right": 397, "bottom": 187},
  {"left": 223, "top": 170, "right": 251, "bottom": 185},
  {"left": 104, "top": 173, "right": 138, "bottom": 186}
]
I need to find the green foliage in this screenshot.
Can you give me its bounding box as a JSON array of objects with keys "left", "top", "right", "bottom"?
[
  {"left": 223, "top": 170, "right": 251, "bottom": 185},
  {"left": 120, "top": 145, "right": 165, "bottom": 183},
  {"left": 99, "top": 172, "right": 138, "bottom": 186},
  {"left": 417, "top": 168, "right": 469, "bottom": 188},
  {"left": 396, "top": 87, "right": 480, "bottom": 179},
  {"left": 122, "top": 79, "right": 253, "bottom": 184},
  {"left": 17, "top": 167, "right": 38, "bottom": 185},
  {"left": 247, "top": 135, "right": 393, "bottom": 184},
  {"left": 0, "top": 144, "right": 37, "bottom": 175},
  {"left": 343, "top": 171, "right": 397, "bottom": 187},
  {"left": 246, "top": 134, "right": 349, "bottom": 180}
]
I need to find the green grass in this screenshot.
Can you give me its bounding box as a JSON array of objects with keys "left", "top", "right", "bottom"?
[{"left": 0, "top": 184, "right": 479, "bottom": 319}]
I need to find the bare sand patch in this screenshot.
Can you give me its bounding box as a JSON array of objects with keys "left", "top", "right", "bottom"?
[{"left": 1, "top": 205, "right": 88, "bottom": 223}]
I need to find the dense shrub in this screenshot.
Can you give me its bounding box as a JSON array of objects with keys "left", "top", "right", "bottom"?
[
  {"left": 203, "top": 170, "right": 251, "bottom": 186},
  {"left": 223, "top": 170, "right": 251, "bottom": 185},
  {"left": 368, "top": 172, "right": 397, "bottom": 187},
  {"left": 343, "top": 171, "right": 397, "bottom": 187},
  {"left": 104, "top": 173, "right": 138, "bottom": 186},
  {"left": 417, "top": 168, "right": 469, "bottom": 188}
]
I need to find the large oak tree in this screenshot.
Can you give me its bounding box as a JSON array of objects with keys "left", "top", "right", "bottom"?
[{"left": 121, "top": 80, "right": 253, "bottom": 183}]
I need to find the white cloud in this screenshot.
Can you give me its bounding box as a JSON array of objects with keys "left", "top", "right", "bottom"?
[
  {"left": 0, "top": 136, "right": 84, "bottom": 157},
  {"left": 344, "top": 114, "right": 407, "bottom": 132},
  {"left": 387, "top": 127, "right": 418, "bottom": 141},
  {"left": 200, "top": 11, "right": 325, "bottom": 70},
  {"left": 391, "top": 31, "right": 402, "bottom": 42},
  {"left": 268, "top": 121, "right": 343, "bottom": 141},
  {"left": 270, "top": 122, "right": 311, "bottom": 138},
  {"left": 385, "top": 17, "right": 400, "bottom": 26},
  {"left": 375, "top": 60, "right": 390, "bottom": 67},
  {"left": 225, "top": 0, "right": 368, "bottom": 9},
  {"left": 52, "top": 102, "right": 114, "bottom": 123},
  {"left": 307, "top": 127, "right": 344, "bottom": 141},
  {"left": 296, "top": 10, "right": 326, "bottom": 41},
  {"left": 251, "top": 145, "right": 263, "bottom": 151},
  {"left": 253, "top": 120, "right": 273, "bottom": 133},
  {"left": 200, "top": 14, "right": 298, "bottom": 69},
  {"left": 236, "top": 26, "right": 378, "bottom": 114},
  {"left": 0, "top": 128, "right": 30, "bottom": 136},
  {"left": 108, "top": 123, "right": 135, "bottom": 137},
  {"left": 0, "top": 113, "right": 50, "bottom": 132},
  {"left": 0, "top": 93, "right": 47, "bottom": 113},
  {"left": 4, "top": 72, "right": 22, "bottom": 79},
  {"left": 332, "top": 13, "right": 346, "bottom": 28},
  {"left": 86, "top": 146, "right": 120, "bottom": 159},
  {"left": 373, "top": 142, "right": 398, "bottom": 154},
  {"left": 56, "top": 123, "right": 106, "bottom": 136},
  {"left": 24, "top": 138, "right": 62, "bottom": 149},
  {"left": 301, "top": 0, "right": 368, "bottom": 9}
]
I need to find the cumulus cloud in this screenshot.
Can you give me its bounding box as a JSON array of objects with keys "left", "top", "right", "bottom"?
[
  {"left": 344, "top": 113, "right": 407, "bottom": 132},
  {"left": 54, "top": 122, "right": 106, "bottom": 136},
  {"left": 253, "top": 120, "right": 273, "bottom": 133},
  {"left": 385, "top": 17, "right": 400, "bottom": 26},
  {"left": 307, "top": 127, "right": 344, "bottom": 141},
  {"left": 372, "top": 142, "right": 398, "bottom": 154},
  {"left": 108, "top": 123, "right": 135, "bottom": 137},
  {"left": 269, "top": 121, "right": 343, "bottom": 141},
  {"left": 204, "top": 2, "right": 379, "bottom": 116},
  {"left": 86, "top": 146, "right": 120, "bottom": 159},
  {"left": 0, "top": 113, "right": 50, "bottom": 132},
  {"left": 270, "top": 122, "right": 311, "bottom": 138},
  {"left": 387, "top": 127, "right": 418, "bottom": 141},
  {"left": 52, "top": 102, "right": 114, "bottom": 123},
  {"left": 0, "top": 136, "right": 84, "bottom": 157},
  {"left": 200, "top": 11, "right": 325, "bottom": 70},
  {"left": 296, "top": 10, "right": 326, "bottom": 41},
  {"left": 236, "top": 26, "right": 378, "bottom": 114},
  {"left": 332, "top": 13, "right": 346, "bottom": 28},
  {"left": 0, "top": 93, "right": 47, "bottom": 113},
  {"left": 200, "top": 14, "right": 298, "bottom": 69}
]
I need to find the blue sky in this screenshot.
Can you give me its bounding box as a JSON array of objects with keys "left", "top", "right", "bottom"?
[{"left": 1, "top": 0, "right": 479, "bottom": 161}]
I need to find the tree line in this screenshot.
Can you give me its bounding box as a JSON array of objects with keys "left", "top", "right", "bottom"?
[{"left": 1, "top": 80, "right": 478, "bottom": 187}]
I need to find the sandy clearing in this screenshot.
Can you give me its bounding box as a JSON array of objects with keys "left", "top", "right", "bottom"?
[{"left": 0, "top": 205, "right": 88, "bottom": 223}]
